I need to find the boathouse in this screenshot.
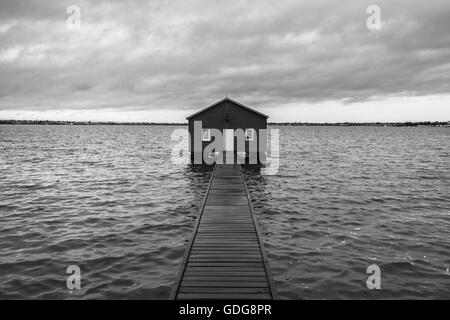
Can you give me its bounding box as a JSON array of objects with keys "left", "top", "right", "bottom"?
[{"left": 186, "top": 97, "right": 268, "bottom": 164}]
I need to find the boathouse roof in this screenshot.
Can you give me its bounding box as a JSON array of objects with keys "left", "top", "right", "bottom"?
[{"left": 186, "top": 97, "right": 269, "bottom": 120}]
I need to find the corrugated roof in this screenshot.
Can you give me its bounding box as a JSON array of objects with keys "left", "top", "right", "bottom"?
[{"left": 186, "top": 97, "right": 269, "bottom": 120}]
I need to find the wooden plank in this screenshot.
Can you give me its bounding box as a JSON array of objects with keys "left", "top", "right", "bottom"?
[
  {"left": 188, "top": 258, "right": 264, "bottom": 262},
  {"left": 184, "top": 266, "right": 266, "bottom": 271},
  {"left": 177, "top": 293, "right": 271, "bottom": 300},
  {"left": 181, "top": 281, "right": 269, "bottom": 288},
  {"left": 184, "top": 272, "right": 268, "bottom": 277},
  {"left": 188, "top": 253, "right": 262, "bottom": 257},
  {"left": 197, "top": 228, "right": 254, "bottom": 231},
  {"left": 182, "top": 276, "right": 268, "bottom": 282},
  {"left": 191, "top": 247, "right": 260, "bottom": 250},
  {"left": 193, "top": 242, "right": 259, "bottom": 245},
  {"left": 196, "top": 226, "right": 255, "bottom": 228},
  {"left": 186, "top": 262, "right": 264, "bottom": 267},
  {"left": 183, "top": 270, "right": 267, "bottom": 276},
  {"left": 192, "top": 242, "right": 260, "bottom": 245},
  {"left": 190, "top": 248, "right": 261, "bottom": 252},
  {"left": 195, "top": 237, "right": 259, "bottom": 240},
  {"left": 189, "top": 254, "right": 262, "bottom": 258},
  {"left": 193, "top": 238, "right": 258, "bottom": 242},
  {"left": 193, "top": 243, "right": 259, "bottom": 250},
  {"left": 178, "top": 287, "right": 270, "bottom": 294}
]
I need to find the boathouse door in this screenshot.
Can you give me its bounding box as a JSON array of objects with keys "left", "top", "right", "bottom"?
[
  {"left": 224, "top": 129, "right": 234, "bottom": 152},
  {"left": 224, "top": 129, "right": 234, "bottom": 164}
]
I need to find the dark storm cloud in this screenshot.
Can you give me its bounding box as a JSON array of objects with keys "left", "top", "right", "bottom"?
[{"left": 0, "top": 0, "right": 449, "bottom": 112}]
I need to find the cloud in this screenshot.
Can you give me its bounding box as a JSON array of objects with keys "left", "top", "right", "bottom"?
[{"left": 0, "top": 0, "right": 449, "bottom": 121}]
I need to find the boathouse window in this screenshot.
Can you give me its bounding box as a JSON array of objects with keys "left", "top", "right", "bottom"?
[
  {"left": 245, "top": 128, "right": 254, "bottom": 141},
  {"left": 202, "top": 129, "right": 211, "bottom": 141}
]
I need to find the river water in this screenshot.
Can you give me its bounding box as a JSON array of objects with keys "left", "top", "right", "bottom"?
[{"left": 0, "top": 125, "right": 449, "bottom": 299}]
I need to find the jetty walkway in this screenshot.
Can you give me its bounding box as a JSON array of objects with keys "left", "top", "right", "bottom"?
[{"left": 171, "top": 164, "right": 277, "bottom": 300}]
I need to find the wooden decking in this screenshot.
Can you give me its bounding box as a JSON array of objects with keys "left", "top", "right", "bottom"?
[{"left": 171, "top": 164, "right": 277, "bottom": 300}]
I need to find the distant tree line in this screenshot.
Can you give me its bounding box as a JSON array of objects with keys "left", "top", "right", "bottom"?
[
  {"left": 0, "top": 119, "right": 448, "bottom": 127},
  {"left": 268, "top": 121, "right": 450, "bottom": 127},
  {"left": 0, "top": 120, "right": 186, "bottom": 126}
]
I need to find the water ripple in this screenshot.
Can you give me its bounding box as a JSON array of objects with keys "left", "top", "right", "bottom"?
[{"left": 244, "top": 126, "right": 450, "bottom": 299}]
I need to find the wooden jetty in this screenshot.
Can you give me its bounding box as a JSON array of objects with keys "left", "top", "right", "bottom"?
[{"left": 171, "top": 164, "right": 277, "bottom": 300}]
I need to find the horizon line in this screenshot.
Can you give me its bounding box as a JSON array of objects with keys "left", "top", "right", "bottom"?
[{"left": 1, "top": 119, "right": 449, "bottom": 126}]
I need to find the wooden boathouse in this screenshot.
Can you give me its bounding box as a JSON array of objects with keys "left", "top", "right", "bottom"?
[
  {"left": 171, "top": 164, "right": 277, "bottom": 300},
  {"left": 186, "top": 97, "right": 268, "bottom": 164}
]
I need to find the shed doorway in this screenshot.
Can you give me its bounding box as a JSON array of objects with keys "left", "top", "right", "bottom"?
[
  {"left": 224, "top": 129, "right": 234, "bottom": 152},
  {"left": 224, "top": 129, "right": 235, "bottom": 164}
]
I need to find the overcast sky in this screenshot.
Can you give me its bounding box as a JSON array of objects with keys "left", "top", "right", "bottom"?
[{"left": 0, "top": 0, "right": 449, "bottom": 122}]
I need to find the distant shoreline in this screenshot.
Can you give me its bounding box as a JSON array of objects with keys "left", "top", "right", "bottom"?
[{"left": 0, "top": 120, "right": 449, "bottom": 127}]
